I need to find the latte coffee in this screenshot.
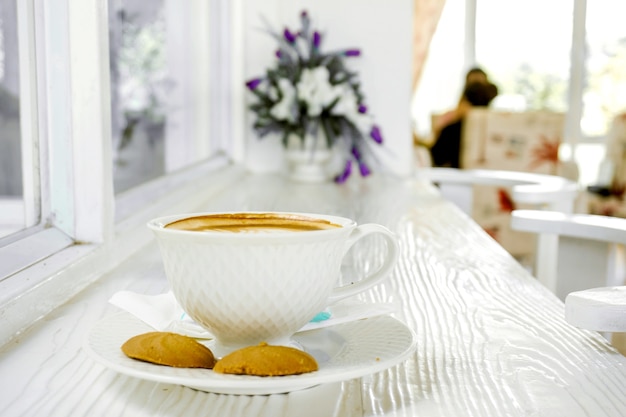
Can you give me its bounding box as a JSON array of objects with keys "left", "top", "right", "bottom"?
[{"left": 165, "top": 212, "right": 341, "bottom": 233}]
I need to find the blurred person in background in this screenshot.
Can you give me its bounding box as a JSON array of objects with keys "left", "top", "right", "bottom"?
[{"left": 429, "top": 79, "right": 498, "bottom": 168}]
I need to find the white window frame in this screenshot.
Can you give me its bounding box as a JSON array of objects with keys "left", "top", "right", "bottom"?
[
  {"left": 0, "top": 0, "right": 245, "bottom": 347},
  {"left": 468, "top": 0, "right": 590, "bottom": 151},
  {"left": 0, "top": 0, "right": 115, "bottom": 345}
]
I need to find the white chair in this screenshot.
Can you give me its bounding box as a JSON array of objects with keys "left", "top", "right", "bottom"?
[
  {"left": 417, "top": 168, "right": 580, "bottom": 276},
  {"left": 511, "top": 210, "right": 626, "bottom": 298},
  {"left": 417, "top": 168, "right": 579, "bottom": 215},
  {"left": 460, "top": 109, "right": 572, "bottom": 177},
  {"left": 510, "top": 210, "right": 626, "bottom": 344},
  {"left": 566, "top": 287, "right": 626, "bottom": 335}
]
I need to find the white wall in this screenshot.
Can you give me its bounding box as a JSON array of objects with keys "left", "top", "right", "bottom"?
[{"left": 241, "top": 0, "right": 414, "bottom": 178}]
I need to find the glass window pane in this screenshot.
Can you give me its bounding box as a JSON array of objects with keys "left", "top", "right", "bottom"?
[
  {"left": 109, "top": 1, "right": 168, "bottom": 193},
  {"left": 0, "top": 0, "right": 24, "bottom": 239},
  {"left": 582, "top": 0, "right": 626, "bottom": 137},
  {"left": 411, "top": 0, "right": 467, "bottom": 138},
  {"left": 475, "top": 0, "right": 573, "bottom": 112}
]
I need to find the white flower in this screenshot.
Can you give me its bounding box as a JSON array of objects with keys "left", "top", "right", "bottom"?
[
  {"left": 330, "top": 84, "right": 358, "bottom": 117},
  {"left": 296, "top": 66, "right": 340, "bottom": 117},
  {"left": 331, "top": 84, "right": 372, "bottom": 133},
  {"left": 295, "top": 36, "right": 310, "bottom": 61},
  {"left": 270, "top": 78, "right": 297, "bottom": 123},
  {"left": 268, "top": 86, "right": 278, "bottom": 102}
]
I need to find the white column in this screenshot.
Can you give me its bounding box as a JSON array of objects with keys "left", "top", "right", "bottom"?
[
  {"left": 564, "top": 0, "right": 587, "bottom": 156},
  {"left": 42, "top": 0, "right": 114, "bottom": 242}
]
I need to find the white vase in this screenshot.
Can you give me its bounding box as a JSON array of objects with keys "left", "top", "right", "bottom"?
[{"left": 284, "top": 132, "right": 332, "bottom": 183}]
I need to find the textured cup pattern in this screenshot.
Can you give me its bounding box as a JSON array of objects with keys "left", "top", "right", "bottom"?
[{"left": 157, "top": 236, "right": 346, "bottom": 347}]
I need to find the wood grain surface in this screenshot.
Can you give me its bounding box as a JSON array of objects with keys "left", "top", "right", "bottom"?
[{"left": 1, "top": 174, "right": 625, "bottom": 417}]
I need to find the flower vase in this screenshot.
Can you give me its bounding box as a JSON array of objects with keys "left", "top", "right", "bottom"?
[{"left": 284, "top": 133, "right": 332, "bottom": 183}]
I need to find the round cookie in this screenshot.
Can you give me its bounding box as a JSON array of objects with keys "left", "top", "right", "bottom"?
[
  {"left": 213, "top": 342, "right": 318, "bottom": 376},
  {"left": 121, "top": 331, "right": 216, "bottom": 369}
]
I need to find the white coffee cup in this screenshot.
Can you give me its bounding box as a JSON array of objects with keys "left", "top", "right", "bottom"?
[{"left": 148, "top": 211, "right": 399, "bottom": 354}]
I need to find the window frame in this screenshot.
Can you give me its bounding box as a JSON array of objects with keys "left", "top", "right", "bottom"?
[
  {"left": 467, "top": 0, "right": 588, "bottom": 148},
  {"left": 0, "top": 0, "right": 78, "bottom": 268},
  {"left": 414, "top": 0, "right": 602, "bottom": 182},
  {"left": 0, "top": 0, "right": 245, "bottom": 347},
  {"left": 0, "top": 0, "right": 115, "bottom": 337}
]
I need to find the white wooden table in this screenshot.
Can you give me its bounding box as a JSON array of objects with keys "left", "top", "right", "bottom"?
[{"left": 1, "top": 173, "right": 625, "bottom": 416}]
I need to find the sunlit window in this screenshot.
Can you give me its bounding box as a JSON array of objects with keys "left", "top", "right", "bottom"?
[
  {"left": 582, "top": 0, "right": 626, "bottom": 137},
  {"left": 475, "top": 0, "right": 573, "bottom": 112},
  {"left": 0, "top": 0, "right": 237, "bottom": 325},
  {"left": 410, "top": 0, "right": 466, "bottom": 138},
  {"left": 413, "top": 0, "right": 626, "bottom": 185},
  {"left": 108, "top": 1, "right": 223, "bottom": 195},
  {"left": 0, "top": 0, "right": 26, "bottom": 239},
  {"left": 109, "top": 1, "right": 168, "bottom": 193}
]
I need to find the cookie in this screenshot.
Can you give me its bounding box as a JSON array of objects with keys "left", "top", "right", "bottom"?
[
  {"left": 121, "top": 331, "right": 216, "bottom": 369},
  {"left": 213, "top": 342, "right": 318, "bottom": 376}
]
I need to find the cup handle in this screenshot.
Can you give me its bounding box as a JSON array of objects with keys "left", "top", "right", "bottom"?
[{"left": 327, "top": 224, "right": 399, "bottom": 303}]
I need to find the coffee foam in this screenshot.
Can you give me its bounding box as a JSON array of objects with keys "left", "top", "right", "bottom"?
[{"left": 165, "top": 213, "right": 341, "bottom": 233}]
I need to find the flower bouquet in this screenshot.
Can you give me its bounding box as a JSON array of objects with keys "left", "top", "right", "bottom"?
[{"left": 245, "top": 11, "right": 384, "bottom": 183}]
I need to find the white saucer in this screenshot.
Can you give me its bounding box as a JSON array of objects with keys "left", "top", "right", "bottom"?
[{"left": 83, "top": 311, "right": 416, "bottom": 395}]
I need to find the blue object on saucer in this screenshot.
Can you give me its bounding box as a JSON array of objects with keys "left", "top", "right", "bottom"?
[{"left": 310, "top": 311, "right": 332, "bottom": 323}]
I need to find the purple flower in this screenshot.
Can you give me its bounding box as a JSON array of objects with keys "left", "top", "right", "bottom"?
[
  {"left": 300, "top": 11, "right": 310, "bottom": 29},
  {"left": 359, "top": 162, "right": 371, "bottom": 177},
  {"left": 358, "top": 104, "right": 367, "bottom": 114},
  {"left": 313, "top": 31, "right": 321, "bottom": 49},
  {"left": 344, "top": 49, "right": 361, "bottom": 57},
  {"left": 370, "top": 125, "right": 383, "bottom": 144},
  {"left": 275, "top": 49, "right": 283, "bottom": 59},
  {"left": 351, "top": 145, "right": 362, "bottom": 161},
  {"left": 283, "top": 28, "right": 297, "bottom": 43},
  {"left": 334, "top": 160, "right": 352, "bottom": 183},
  {"left": 245, "top": 78, "right": 262, "bottom": 90}
]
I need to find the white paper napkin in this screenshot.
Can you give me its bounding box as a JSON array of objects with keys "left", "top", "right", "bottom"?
[
  {"left": 109, "top": 290, "right": 212, "bottom": 338},
  {"left": 109, "top": 290, "right": 398, "bottom": 339}
]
